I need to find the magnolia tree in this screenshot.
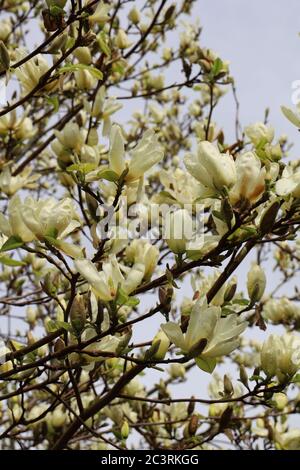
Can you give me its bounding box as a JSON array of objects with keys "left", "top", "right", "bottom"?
[{"left": 0, "top": 0, "right": 300, "bottom": 452}]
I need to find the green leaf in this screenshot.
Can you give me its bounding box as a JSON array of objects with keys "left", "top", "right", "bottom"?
[
  {"left": 55, "top": 320, "right": 73, "bottom": 332},
  {"left": 97, "top": 169, "right": 120, "bottom": 182},
  {"left": 291, "top": 373, "right": 300, "bottom": 383},
  {"left": 46, "top": 320, "right": 72, "bottom": 333},
  {"left": 211, "top": 58, "right": 223, "bottom": 77},
  {"left": 45, "top": 227, "right": 58, "bottom": 239},
  {"left": 58, "top": 63, "right": 103, "bottom": 80},
  {"left": 67, "top": 162, "right": 97, "bottom": 174},
  {"left": 0, "top": 235, "right": 24, "bottom": 252},
  {"left": 116, "top": 287, "right": 140, "bottom": 307},
  {"left": 49, "top": 5, "right": 65, "bottom": 17},
  {"left": 46, "top": 95, "right": 59, "bottom": 113},
  {"left": 98, "top": 31, "right": 111, "bottom": 57},
  {"left": 195, "top": 356, "right": 216, "bottom": 374},
  {"left": 0, "top": 256, "right": 25, "bottom": 267}
]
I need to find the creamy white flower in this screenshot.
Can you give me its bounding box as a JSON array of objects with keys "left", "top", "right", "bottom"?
[
  {"left": 276, "top": 166, "right": 300, "bottom": 198},
  {"left": 0, "top": 167, "right": 39, "bottom": 196},
  {"left": 75, "top": 69, "right": 97, "bottom": 90},
  {"left": 20, "top": 197, "right": 80, "bottom": 240},
  {"left": 157, "top": 168, "right": 203, "bottom": 205},
  {"left": 88, "top": 1, "right": 111, "bottom": 25},
  {"left": 260, "top": 333, "right": 300, "bottom": 382},
  {"left": 125, "top": 239, "right": 159, "bottom": 281},
  {"left": 276, "top": 429, "right": 300, "bottom": 450},
  {"left": 247, "top": 263, "right": 266, "bottom": 303},
  {"left": 245, "top": 122, "right": 274, "bottom": 146},
  {"left": 15, "top": 54, "right": 58, "bottom": 95},
  {"left": 108, "top": 124, "right": 164, "bottom": 183},
  {"left": 54, "top": 122, "right": 85, "bottom": 152},
  {"left": 0, "top": 195, "right": 35, "bottom": 242},
  {"left": 164, "top": 209, "right": 193, "bottom": 254},
  {"left": 161, "top": 299, "right": 247, "bottom": 359},
  {"left": 0, "top": 18, "right": 12, "bottom": 41},
  {"left": 184, "top": 141, "right": 237, "bottom": 193},
  {"left": 281, "top": 105, "right": 300, "bottom": 128},
  {"left": 263, "top": 297, "right": 300, "bottom": 325},
  {"left": 229, "top": 152, "right": 266, "bottom": 205},
  {"left": 75, "top": 255, "right": 144, "bottom": 301},
  {"left": 0, "top": 110, "right": 34, "bottom": 140}
]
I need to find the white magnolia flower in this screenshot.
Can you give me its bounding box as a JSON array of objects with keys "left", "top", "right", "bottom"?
[
  {"left": 88, "top": 1, "right": 111, "bottom": 25},
  {"left": 281, "top": 105, "right": 300, "bottom": 128},
  {"left": 260, "top": 333, "right": 300, "bottom": 382},
  {"left": 184, "top": 141, "right": 237, "bottom": 193},
  {"left": 75, "top": 255, "right": 145, "bottom": 301},
  {"left": 54, "top": 122, "right": 85, "bottom": 153},
  {"left": 262, "top": 297, "right": 300, "bottom": 325},
  {"left": 229, "top": 152, "right": 266, "bottom": 205},
  {"left": 20, "top": 197, "right": 80, "bottom": 240},
  {"left": 0, "top": 167, "right": 39, "bottom": 196},
  {"left": 108, "top": 124, "right": 164, "bottom": 183},
  {"left": 247, "top": 262, "right": 266, "bottom": 303},
  {"left": 125, "top": 239, "right": 159, "bottom": 281},
  {"left": 15, "top": 54, "right": 58, "bottom": 95},
  {"left": 245, "top": 122, "right": 274, "bottom": 146},
  {"left": 0, "top": 195, "right": 36, "bottom": 242},
  {"left": 164, "top": 209, "right": 193, "bottom": 254},
  {"left": 89, "top": 87, "right": 122, "bottom": 135},
  {"left": 161, "top": 299, "right": 247, "bottom": 368},
  {"left": 0, "top": 110, "right": 34, "bottom": 140},
  {"left": 276, "top": 429, "right": 300, "bottom": 450},
  {"left": 157, "top": 168, "right": 203, "bottom": 205},
  {"left": 275, "top": 166, "right": 300, "bottom": 198}
]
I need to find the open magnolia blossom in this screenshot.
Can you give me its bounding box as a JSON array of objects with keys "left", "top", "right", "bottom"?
[
  {"left": 0, "top": 109, "right": 34, "bottom": 140},
  {"left": 108, "top": 124, "right": 164, "bottom": 183},
  {"left": 0, "top": 166, "right": 39, "bottom": 196},
  {"left": 14, "top": 53, "right": 58, "bottom": 95},
  {"left": 260, "top": 333, "right": 300, "bottom": 382},
  {"left": 161, "top": 299, "right": 247, "bottom": 372},
  {"left": 74, "top": 255, "right": 145, "bottom": 301},
  {"left": 245, "top": 122, "right": 274, "bottom": 146},
  {"left": 275, "top": 166, "right": 300, "bottom": 198},
  {"left": 184, "top": 141, "right": 237, "bottom": 193},
  {"left": 229, "top": 152, "right": 266, "bottom": 205}
]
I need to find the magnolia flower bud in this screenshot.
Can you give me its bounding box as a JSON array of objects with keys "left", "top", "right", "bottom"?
[
  {"left": 168, "top": 363, "right": 185, "bottom": 379},
  {"left": 239, "top": 365, "right": 248, "bottom": 387},
  {"left": 115, "top": 29, "right": 132, "bottom": 49},
  {"left": 70, "top": 294, "right": 86, "bottom": 335},
  {"left": 51, "top": 408, "right": 66, "bottom": 428},
  {"left": 26, "top": 307, "right": 37, "bottom": 326},
  {"left": 73, "top": 47, "right": 92, "bottom": 65},
  {"left": 120, "top": 419, "right": 130, "bottom": 439},
  {"left": 273, "top": 392, "right": 288, "bottom": 410},
  {"left": 151, "top": 329, "right": 170, "bottom": 360},
  {"left": 247, "top": 263, "right": 266, "bottom": 303},
  {"left": 128, "top": 7, "right": 140, "bottom": 24},
  {"left": 75, "top": 70, "right": 96, "bottom": 90},
  {"left": 184, "top": 141, "right": 237, "bottom": 193},
  {"left": 245, "top": 122, "right": 274, "bottom": 146},
  {"left": 188, "top": 415, "right": 199, "bottom": 436},
  {"left": 223, "top": 374, "right": 234, "bottom": 396},
  {"left": 165, "top": 209, "right": 193, "bottom": 254}
]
